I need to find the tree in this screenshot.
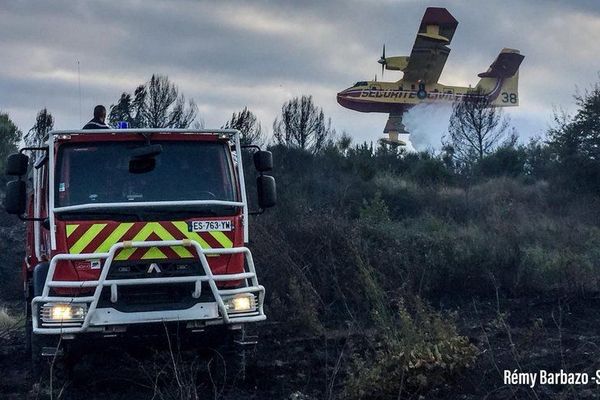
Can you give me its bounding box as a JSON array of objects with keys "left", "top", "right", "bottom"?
[
  {"left": 548, "top": 82, "right": 600, "bottom": 193},
  {"left": 337, "top": 132, "right": 352, "bottom": 156},
  {"left": 444, "top": 91, "right": 510, "bottom": 168},
  {"left": 108, "top": 93, "right": 133, "bottom": 127},
  {"left": 25, "top": 108, "right": 54, "bottom": 148},
  {"left": 223, "top": 107, "right": 265, "bottom": 146},
  {"left": 23, "top": 109, "right": 54, "bottom": 165},
  {"left": 476, "top": 143, "right": 527, "bottom": 179},
  {"left": 524, "top": 138, "right": 554, "bottom": 181},
  {"left": 108, "top": 74, "right": 198, "bottom": 128},
  {"left": 0, "top": 112, "right": 22, "bottom": 171},
  {"left": 273, "top": 95, "right": 333, "bottom": 154},
  {"left": 109, "top": 86, "right": 148, "bottom": 128}
]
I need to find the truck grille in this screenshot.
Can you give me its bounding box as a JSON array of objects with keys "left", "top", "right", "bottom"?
[
  {"left": 107, "top": 260, "right": 203, "bottom": 279},
  {"left": 98, "top": 261, "right": 214, "bottom": 312}
]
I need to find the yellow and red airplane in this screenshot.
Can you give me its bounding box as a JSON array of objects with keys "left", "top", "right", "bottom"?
[{"left": 336, "top": 7, "right": 525, "bottom": 145}]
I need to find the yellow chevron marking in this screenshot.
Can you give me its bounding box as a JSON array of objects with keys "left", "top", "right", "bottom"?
[
  {"left": 208, "top": 231, "right": 233, "bottom": 248},
  {"left": 141, "top": 247, "right": 167, "bottom": 259},
  {"left": 69, "top": 224, "right": 107, "bottom": 254},
  {"left": 96, "top": 223, "right": 134, "bottom": 253},
  {"left": 113, "top": 222, "right": 193, "bottom": 261},
  {"left": 66, "top": 224, "right": 79, "bottom": 238},
  {"left": 69, "top": 222, "right": 227, "bottom": 260},
  {"left": 172, "top": 222, "right": 221, "bottom": 257},
  {"left": 115, "top": 224, "right": 154, "bottom": 260},
  {"left": 148, "top": 222, "right": 193, "bottom": 258},
  {"left": 172, "top": 222, "right": 211, "bottom": 248}
]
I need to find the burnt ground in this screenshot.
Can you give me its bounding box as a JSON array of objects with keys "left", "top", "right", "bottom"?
[{"left": 1, "top": 295, "right": 600, "bottom": 400}]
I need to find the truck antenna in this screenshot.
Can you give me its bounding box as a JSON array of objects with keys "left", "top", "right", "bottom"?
[{"left": 77, "top": 60, "right": 82, "bottom": 126}]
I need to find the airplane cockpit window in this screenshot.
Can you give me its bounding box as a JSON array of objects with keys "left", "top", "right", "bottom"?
[{"left": 353, "top": 81, "right": 368, "bottom": 87}]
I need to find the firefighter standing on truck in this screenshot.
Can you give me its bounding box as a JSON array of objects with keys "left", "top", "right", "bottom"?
[{"left": 82, "top": 105, "right": 110, "bottom": 129}]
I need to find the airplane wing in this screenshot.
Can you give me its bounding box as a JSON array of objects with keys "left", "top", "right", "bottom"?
[{"left": 402, "top": 7, "right": 459, "bottom": 84}]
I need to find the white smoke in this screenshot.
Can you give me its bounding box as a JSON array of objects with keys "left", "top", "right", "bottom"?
[{"left": 402, "top": 104, "right": 453, "bottom": 153}]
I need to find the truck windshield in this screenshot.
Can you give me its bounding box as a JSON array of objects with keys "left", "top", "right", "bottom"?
[{"left": 55, "top": 141, "right": 237, "bottom": 208}]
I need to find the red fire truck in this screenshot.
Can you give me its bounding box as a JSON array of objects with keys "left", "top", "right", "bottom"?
[{"left": 3, "top": 128, "right": 276, "bottom": 376}]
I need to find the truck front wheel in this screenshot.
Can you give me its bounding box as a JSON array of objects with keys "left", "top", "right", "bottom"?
[
  {"left": 28, "top": 321, "right": 74, "bottom": 390},
  {"left": 209, "top": 325, "right": 258, "bottom": 389}
]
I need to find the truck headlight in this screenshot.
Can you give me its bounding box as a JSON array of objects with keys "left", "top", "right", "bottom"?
[
  {"left": 40, "top": 303, "right": 87, "bottom": 324},
  {"left": 224, "top": 294, "right": 256, "bottom": 314}
]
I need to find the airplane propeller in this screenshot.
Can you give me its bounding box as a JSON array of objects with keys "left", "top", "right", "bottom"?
[{"left": 378, "top": 44, "right": 386, "bottom": 78}]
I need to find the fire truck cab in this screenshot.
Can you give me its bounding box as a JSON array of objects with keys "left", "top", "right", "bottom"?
[{"left": 3, "top": 128, "right": 276, "bottom": 370}]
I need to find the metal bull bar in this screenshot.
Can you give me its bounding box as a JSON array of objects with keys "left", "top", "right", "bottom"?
[{"left": 31, "top": 239, "right": 266, "bottom": 334}]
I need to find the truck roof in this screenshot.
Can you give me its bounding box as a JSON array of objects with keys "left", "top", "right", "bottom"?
[{"left": 50, "top": 128, "right": 239, "bottom": 136}]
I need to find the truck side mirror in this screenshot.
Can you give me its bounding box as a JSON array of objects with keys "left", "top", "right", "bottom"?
[
  {"left": 5, "top": 153, "right": 29, "bottom": 176},
  {"left": 4, "top": 180, "right": 26, "bottom": 215},
  {"left": 257, "top": 175, "right": 276, "bottom": 209},
  {"left": 253, "top": 151, "right": 273, "bottom": 172}
]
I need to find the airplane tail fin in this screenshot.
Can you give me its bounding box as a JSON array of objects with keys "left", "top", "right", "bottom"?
[{"left": 475, "top": 48, "right": 524, "bottom": 106}]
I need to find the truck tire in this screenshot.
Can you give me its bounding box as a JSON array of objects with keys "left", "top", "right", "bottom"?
[
  {"left": 226, "top": 345, "right": 247, "bottom": 386},
  {"left": 30, "top": 332, "right": 58, "bottom": 379},
  {"left": 29, "top": 263, "right": 77, "bottom": 391},
  {"left": 32, "top": 262, "right": 49, "bottom": 297},
  {"left": 207, "top": 345, "right": 246, "bottom": 390},
  {"left": 28, "top": 297, "right": 73, "bottom": 389},
  {"left": 29, "top": 326, "right": 48, "bottom": 382},
  {"left": 30, "top": 332, "right": 73, "bottom": 392},
  {"left": 25, "top": 283, "right": 33, "bottom": 356},
  {"left": 210, "top": 326, "right": 257, "bottom": 389}
]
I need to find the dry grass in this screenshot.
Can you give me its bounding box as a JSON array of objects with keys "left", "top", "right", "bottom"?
[{"left": 0, "top": 306, "right": 17, "bottom": 339}]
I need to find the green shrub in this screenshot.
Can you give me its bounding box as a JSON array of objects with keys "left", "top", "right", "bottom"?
[{"left": 344, "top": 295, "right": 479, "bottom": 399}]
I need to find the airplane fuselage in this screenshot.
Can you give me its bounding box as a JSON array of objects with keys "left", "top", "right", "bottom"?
[{"left": 336, "top": 80, "right": 488, "bottom": 114}]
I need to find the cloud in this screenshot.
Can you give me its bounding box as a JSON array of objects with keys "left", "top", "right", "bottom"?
[{"left": 0, "top": 0, "right": 598, "bottom": 150}]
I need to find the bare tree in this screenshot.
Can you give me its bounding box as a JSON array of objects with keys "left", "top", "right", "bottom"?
[
  {"left": 223, "top": 107, "right": 265, "bottom": 146},
  {"left": 444, "top": 91, "right": 510, "bottom": 166},
  {"left": 109, "top": 75, "right": 198, "bottom": 128},
  {"left": 143, "top": 75, "right": 197, "bottom": 128},
  {"left": 25, "top": 108, "right": 54, "bottom": 149},
  {"left": 273, "top": 95, "right": 333, "bottom": 154}
]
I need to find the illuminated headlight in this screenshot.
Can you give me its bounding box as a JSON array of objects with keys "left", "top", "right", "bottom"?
[
  {"left": 40, "top": 303, "right": 87, "bottom": 324},
  {"left": 224, "top": 294, "right": 256, "bottom": 314}
]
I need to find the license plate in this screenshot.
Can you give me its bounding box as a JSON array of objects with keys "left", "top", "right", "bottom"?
[{"left": 188, "top": 220, "right": 232, "bottom": 232}]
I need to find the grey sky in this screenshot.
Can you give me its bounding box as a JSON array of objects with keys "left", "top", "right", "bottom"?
[{"left": 1, "top": 0, "right": 599, "bottom": 150}]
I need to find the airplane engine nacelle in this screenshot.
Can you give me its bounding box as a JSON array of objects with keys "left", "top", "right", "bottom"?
[{"left": 384, "top": 56, "right": 410, "bottom": 71}]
